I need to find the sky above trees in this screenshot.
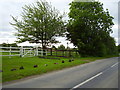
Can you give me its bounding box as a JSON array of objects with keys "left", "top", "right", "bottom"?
[{"left": 0, "top": 0, "right": 119, "bottom": 47}]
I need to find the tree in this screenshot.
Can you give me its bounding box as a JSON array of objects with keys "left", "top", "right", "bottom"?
[
  {"left": 67, "top": 0, "right": 115, "bottom": 56},
  {"left": 118, "top": 44, "right": 120, "bottom": 53},
  {"left": 10, "top": 0, "right": 66, "bottom": 49},
  {"left": 58, "top": 44, "right": 66, "bottom": 50}
]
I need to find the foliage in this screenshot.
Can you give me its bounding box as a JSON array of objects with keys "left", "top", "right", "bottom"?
[
  {"left": 67, "top": 0, "right": 116, "bottom": 56},
  {"left": 10, "top": 0, "right": 66, "bottom": 48},
  {"left": 0, "top": 43, "right": 18, "bottom": 47},
  {"left": 118, "top": 44, "right": 120, "bottom": 53},
  {"left": 52, "top": 45, "right": 57, "bottom": 50},
  {"left": 58, "top": 44, "right": 66, "bottom": 50}
]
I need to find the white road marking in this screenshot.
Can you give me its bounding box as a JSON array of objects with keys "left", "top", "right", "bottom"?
[
  {"left": 71, "top": 72, "right": 103, "bottom": 89},
  {"left": 111, "top": 63, "right": 118, "bottom": 68},
  {"left": 70, "top": 61, "right": 119, "bottom": 90}
]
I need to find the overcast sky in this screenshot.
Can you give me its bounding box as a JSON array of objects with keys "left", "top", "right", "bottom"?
[{"left": 0, "top": 0, "right": 119, "bottom": 47}]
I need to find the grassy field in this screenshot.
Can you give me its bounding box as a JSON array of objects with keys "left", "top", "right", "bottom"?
[{"left": 1, "top": 55, "right": 117, "bottom": 83}]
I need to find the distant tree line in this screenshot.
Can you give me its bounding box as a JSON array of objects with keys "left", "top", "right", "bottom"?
[
  {"left": 0, "top": 43, "right": 18, "bottom": 47},
  {"left": 57, "top": 44, "right": 76, "bottom": 50}
]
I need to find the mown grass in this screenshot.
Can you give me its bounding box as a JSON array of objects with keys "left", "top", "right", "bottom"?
[{"left": 1, "top": 55, "right": 117, "bottom": 83}]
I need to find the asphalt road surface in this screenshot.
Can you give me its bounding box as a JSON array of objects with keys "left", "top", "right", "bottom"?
[{"left": 2, "top": 57, "right": 119, "bottom": 89}]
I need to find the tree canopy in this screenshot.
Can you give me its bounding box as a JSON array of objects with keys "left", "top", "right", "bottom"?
[
  {"left": 67, "top": 0, "right": 117, "bottom": 56},
  {"left": 10, "top": 0, "right": 66, "bottom": 48}
]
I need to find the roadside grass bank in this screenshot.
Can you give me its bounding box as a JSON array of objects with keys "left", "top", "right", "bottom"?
[{"left": 1, "top": 55, "right": 118, "bottom": 83}]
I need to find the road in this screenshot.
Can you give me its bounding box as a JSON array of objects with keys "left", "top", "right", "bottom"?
[{"left": 2, "top": 57, "right": 119, "bottom": 89}]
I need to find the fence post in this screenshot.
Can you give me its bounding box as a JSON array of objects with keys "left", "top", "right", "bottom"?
[
  {"left": 56, "top": 50, "right": 57, "bottom": 56},
  {"left": 41, "top": 49, "right": 43, "bottom": 56},
  {"left": 36, "top": 46, "right": 38, "bottom": 56},
  {"left": 62, "top": 50, "right": 64, "bottom": 56},
  {"left": 20, "top": 46, "right": 23, "bottom": 57},
  {"left": 50, "top": 48, "right": 52, "bottom": 56},
  {"left": 9, "top": 46, "right": 11, "bottom": 58},
  {"left": 33, "top": 47, "right": 35, "bottom": 56},
  {"left": 30, "top": 48, "right": 32, "bottom": 56},
  {"left": 46, "top": 49, "right": 47, "bottom": 56}
]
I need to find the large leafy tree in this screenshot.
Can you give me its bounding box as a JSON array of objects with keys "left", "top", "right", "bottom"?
[
  {"left": 67, "top": 0, "right": 115, "bottom": 56},
  {"left": 10, "top": 0, "right": 66, "bottom": 48}
]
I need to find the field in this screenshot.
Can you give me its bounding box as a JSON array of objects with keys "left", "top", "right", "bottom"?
[{"left": 1, "top": 55, "right": 117, "bottom": 83}]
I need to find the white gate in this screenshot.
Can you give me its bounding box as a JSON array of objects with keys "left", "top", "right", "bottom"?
[
  {"left": 20, "top": 46, "right": 47, "bottom": 57},
  {"left": 20, "top": 47, "right": 35, "bottom": 57}
]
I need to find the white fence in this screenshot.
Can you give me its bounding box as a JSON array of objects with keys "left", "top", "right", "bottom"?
[{"left": 0, "top": 46, "right": 47, "bottom": 57}]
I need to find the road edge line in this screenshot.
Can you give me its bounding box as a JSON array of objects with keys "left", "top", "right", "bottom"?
[
  {"left": 71, "top": 72, "right": 103, "bottom": 89},
  {"left": 111, "top": 63, "right": 118, "bottom": 68}
]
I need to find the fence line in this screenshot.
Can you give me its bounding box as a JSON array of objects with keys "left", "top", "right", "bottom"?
[
  {"left": 0, "top": 46, "right": 78, "bottom": 57},
  {"left": 0, "top": 46, "right": 49, "bottom": 57},
  {"left": 0, "top": 46, "right": 20, "bottom": 57}
]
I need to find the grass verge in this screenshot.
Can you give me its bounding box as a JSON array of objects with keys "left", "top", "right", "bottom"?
[{"left": 1, "top": 55, "right": 117, "bottom": 83}]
